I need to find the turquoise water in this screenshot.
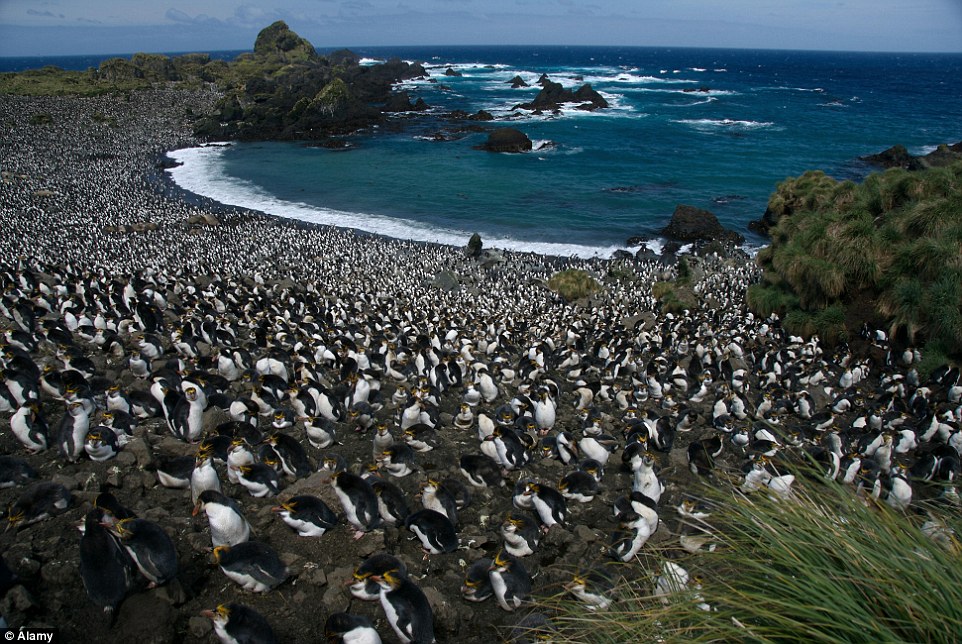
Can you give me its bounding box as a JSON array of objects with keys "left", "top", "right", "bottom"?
[{"left": 161, "top": 46, "right": 962, "bottom": 257}]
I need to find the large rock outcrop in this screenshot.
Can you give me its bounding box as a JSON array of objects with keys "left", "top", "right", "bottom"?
[
  {"left": 253, "top": 20, "right": 318, "bottom": 62},
  {"left": 659, "top": 204, "right": 745, "bottom": 245},
  {"left": 861, "top": 142, "right": 962, "bottom": 170},
  {"left": 515, "top": 78, "right": 608, "bottom": 112},
  {"left": 475, "top": 128, "right": 533, "bottom": 153}
]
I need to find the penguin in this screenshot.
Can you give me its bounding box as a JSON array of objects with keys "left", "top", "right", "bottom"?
[
  {"left": 350, "top": 553, "right": 409, "bottom": 602},
  {"left": 109, "top": 517, "right": 179, "bottom": 587},
  {"left": 419, "top": 478, "right": 459, "bottom": 525},
  {"left": 193, "top": 489, "right": 251, "bottom": 547},
  {"left": 78, "top": 508, "right": 136, "bottom": 621},
  {"left": 459, "top": 453, "right": 504, "bottom": 488},
  {"left": 235, "top": 463, "right": 282, "bottom": 498},
  {"left": 213, "top": 541, "right": 289, "bottom": 593},
  {"left": 454, "top": 403, "right": 475, "bottom": 430},
  {"left": 191, "top": 452, "right": 222, "bottom": 505},
  {"left": 405, "top": 509, "right": 459, "bottom": 555},
  {"left": 565, "top": 565, "right": 618, "bottom": 611},
  {"left": 0, "top": 455, "right": 37, "bottom": 488},
  {"left": 265, "top": 432, "right": 312, "bottom": 478},
  {"left": 84, "top": 426, "right": 121, "bottom": 462},
  {"left": 559, "top": 468, "right": 600, "bottom": 503},
  {"left": 369, "top": 476, "right": 411, "bottom": 527},
  {"left": 301, "top": 414, "right": 337, "bottom": 449},
  {"left": 488, "top": 550, "right": 532, "bottom": 612},
  {"left": 331, "top": 470, "right": 382, "bottom": 539},
  {"left": 461, "top": 557, "right": 494, "bottom": 603},
  {"left": 9, "top": 402, "right": 48, "bottom": 453},
  {"left": 152, "top": 454, "right": 194, "bottom": 489},
  {"left": 403, "top": 423, "right": 440, "bottom": 453},
  {"left": 6, "top": 481, "right": 71, "bottom": 528},
  {"left": 524, "top": 482, "right": 568, "bottom": 530},
  {"left": 324, "top": 612, "right": 382, "bottom": 644},
  {"left": 377, "top": 443, "right": 418, "bottom": 478},
  {"left": 374, "top": 568, "right": 436, "bottom": 644},
  {"left": 272, "top": 495, "right": 338, "bottom": 537},
  {"left": 202, "top": 603, "right": 277, "bottom": 644},
  {"left": 500, "top": 513, "right": 540, "bottom": 558},
  {"left": 609, "top": 511, "right": 654, "bottom": 562},
  {"left": 170, "top": 384, "right": 206, "bottom": 442},
  {"left": 94, "top": 491, "right": 137, "bottom": 526},
  {"left": 57, "top": 400, "right": 90, "bottom": 462}
]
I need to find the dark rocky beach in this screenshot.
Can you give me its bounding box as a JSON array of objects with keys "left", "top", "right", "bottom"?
[{"left": 0, "top": 86, "right": 958, "bottom": 644}]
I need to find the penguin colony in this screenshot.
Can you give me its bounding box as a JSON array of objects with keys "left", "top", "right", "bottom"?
[{"left": 1, "top": 89, "right": 961, "bottom": 643}]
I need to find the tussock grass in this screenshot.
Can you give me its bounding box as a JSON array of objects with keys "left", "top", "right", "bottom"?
[
  {"left": 541, "top": 474, "right": 962, "bottom": 644},
  {"left": 753, "top": 160, "right": 962, "bottom": 363},
  {"left": 548, "top": 269, "right": 601, "bottom": 302}
]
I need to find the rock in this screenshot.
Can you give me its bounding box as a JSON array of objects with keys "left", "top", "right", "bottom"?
[
  {"left": 469, "top": 110, "right": 494, "bottom": 121},
  {"left": 201, "top": 406, "right": 231, "bottom": 435},
  {"left": 383, "top": 91, "right": 429, "bottom": 112},
  {"left": 659, "top": 204, "right": 745, "bottom": 245},
  {"left": 465, "top": 233, "right": 483, "bottom": 259},
  {"left": 185, "top": 213, "right": 221, "bottom": 227},
  {"left": 444, "top": 68, "right": 463, "bottom": 77},
  {"left": 516, "top": 80, "right": 608, "bottom": 112},
  {"left": 126, "top": 437, "right": 153, "bottom": 468},
  {"left": 508, "top": 75, "right": 529, "bottom": 88},
  {"left": 189, "top": 616, "right": 212, "bottom": 639},
  {"left": 476, "top": 128, "right": 532, "bottom": 153},
  {"left": 253, "top": 20, "right": 318, "bottom": 63},
  {"left": 861, "top": 144, "right": 922, "bottom": 170}
]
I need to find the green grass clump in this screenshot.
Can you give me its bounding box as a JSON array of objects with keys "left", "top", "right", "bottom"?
[
  {"left": 542, "top": 474, "right": 962, "bottom": 644},
  {"left": 753, "top": 160, "right": 962, "bottom": 358},
  {"left": 548, "top": 269, "right": 601, "bottom": 302}
]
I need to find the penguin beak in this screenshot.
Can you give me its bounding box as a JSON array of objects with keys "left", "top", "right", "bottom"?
[{"left": 191, "top": 502, "right": 201, "bottom": 517}]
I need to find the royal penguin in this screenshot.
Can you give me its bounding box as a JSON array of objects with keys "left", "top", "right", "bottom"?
[
  {"left": 271, "top": 495, "right": 338, "bottom": 537},
  {"left": 460, "top": 557, "right": 494, "bottom": 603},
  {"left": 350, "top": 553, "right": 408, "bottom": 602},
  {"left": 213, "top": 541, "right": 289, "bottom": 593},
  {"left": 193, "top": 489, "right": 251, "bottom": 547},
  {"left": 9, "top": 402, "right": 48, "bottom": 453},
  {"left": 488, "top": 550, "right": 532, "bottom": 612},
  {"left": 405, "top": 509, "right": 459, "bottom": 555},
  {"left": 459, "top": 453, "right": 504, "bottom": 488},
  {"left": 78, "top": 508, "right": 135, "bottom": 621},
  {"left": 0, "top": 455, "right": 37, "bottom": 488},
  {"left": 57, "top": 400, "right": 90, "bottom": 462},
  {"left": 331, "top": 470, "right": 382, "bottom": 539},
  {"left": 324, "top": 612, "right": 381, "bottom": 644},
  {"left": 500, "top": 512, "right": 541, "bottom": 558},
  {"left": 108, "top": 517, "right": 179, "bottom": 587},
  {"left": 373, "top": 568, "right": 436, "bottom": 644},
  {"left": 6, "top": 481, "right": 71, "bottom": 528},
  {"left": 202, "top": 603, "right": 277, "bottom": 644}
]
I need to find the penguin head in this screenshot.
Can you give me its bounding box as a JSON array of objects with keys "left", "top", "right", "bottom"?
[
  {"left": 212, "top": 545, "right": 231, "bottom": 563},
  {"left": 374, "top": 568, "right": 404, "bottom": 590},
  {"left": 490, "top": 550, "right": 514, "bottom": 572},
  {"left": 5, "top": 505, "right": 25, "bottom": 528},
  {"left": 201, "top": 604, "right": 231, "bottom": 627}
]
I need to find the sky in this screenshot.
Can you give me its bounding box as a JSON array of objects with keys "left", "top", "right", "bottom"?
[{"left": 0, "top": 0, "right": 961, "bottom": 57}]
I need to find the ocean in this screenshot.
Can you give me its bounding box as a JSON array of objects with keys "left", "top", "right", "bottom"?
[{"left": 5, "top": 46, "right": 962, "bottom": 258}]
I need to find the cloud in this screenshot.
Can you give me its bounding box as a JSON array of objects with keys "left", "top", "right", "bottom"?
[
  {"left": 165, "top": 8, "right": 193, "bottom": 24},
  {"left": 164, "top": 8, "right": 224, "bottom": 27},
  {"left": 26, "top": 9, "right": 64, "bottom": 19}
]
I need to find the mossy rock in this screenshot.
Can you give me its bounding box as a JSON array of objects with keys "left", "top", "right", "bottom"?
[{"left": 253, "top": 21, "right": 318, "bottom": 63}]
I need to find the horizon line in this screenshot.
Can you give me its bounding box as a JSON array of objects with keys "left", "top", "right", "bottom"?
[{"left": 3, "top": 42, "right": 962, "bottom": 61}]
